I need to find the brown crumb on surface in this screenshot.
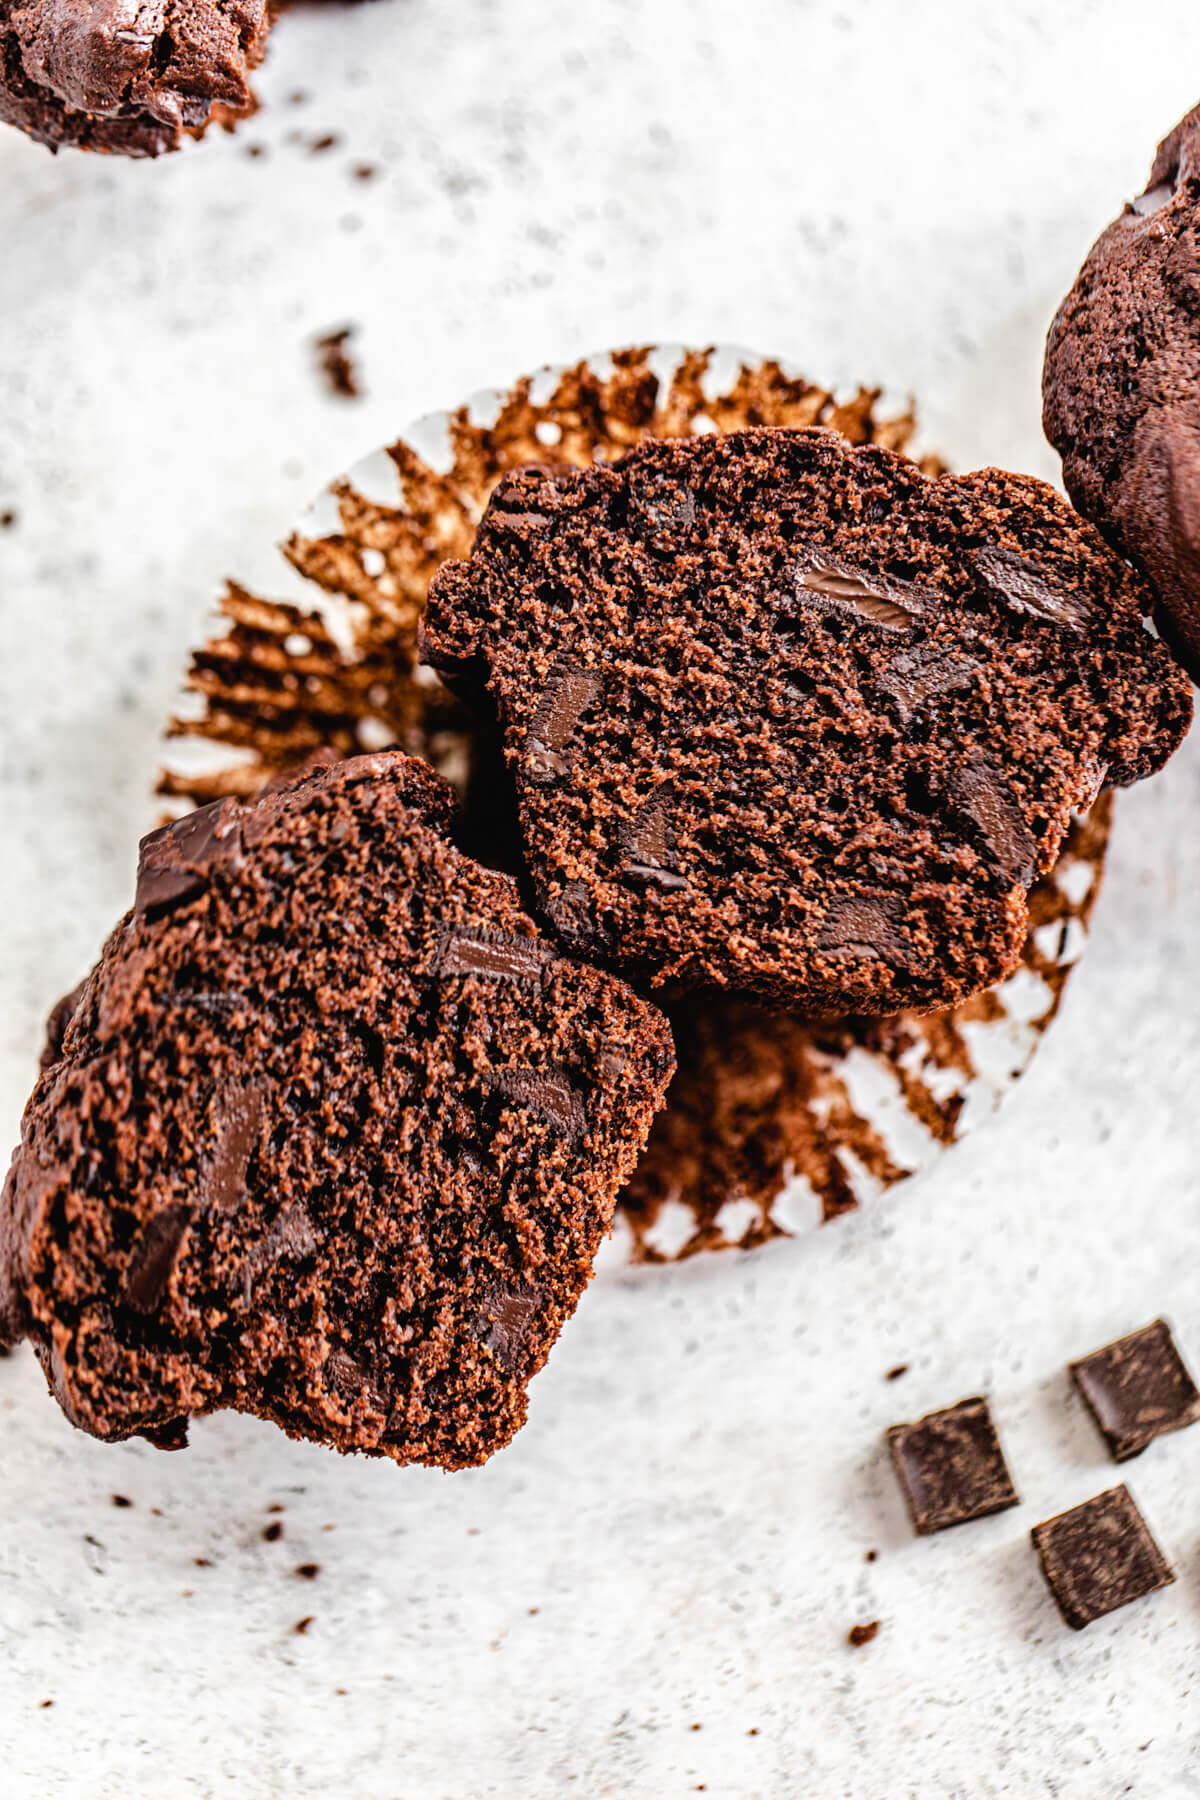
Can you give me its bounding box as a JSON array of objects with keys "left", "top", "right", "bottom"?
[
  {"left": 295, "top": 1563, "right": 320, "bottom": 1580},
  {"left": 193, "top": 1557, "right": 214, "bottom": 1568},
  {"left": 848, "top": 1621, "right": 880, "bottom": 1648},
  {"left": 289, "top": 90, "right": 309, "bottom": 106},
  {"left": 314, "top": 327, "right": 363, "bottom": 400},
  {"left": 353, "top": 163, "right": 378, "bottom": 181},
  {"left": 111, "top": 1494, "right": 133, "bottom": 1509},
  {"left": 245, "top": 144, "right": 266, "bottom": 159},
  {"left": 0, "top": 509, "right": 16, "bottom": 529},
  {"left": 263, "top": 1522, "right": 284, "bottom": 1543},
  {"left": 295, "top": 1616, "right": 315, "bottom": 1635},
  {"left": 311, "top": 133, "right": 340, "bottom": 153},
  {"left": 885, "top": 1364, "right": 910, "bottom": 1381},
  {"left": 747, "top": 1728, "right": 759, "bottom": 1736},
  {"left": 39, "top": 1700, "right": 53, "bottom": 1710},
  {"left": 865, "top": 1549, "right": 878, "bottom": 1563}
]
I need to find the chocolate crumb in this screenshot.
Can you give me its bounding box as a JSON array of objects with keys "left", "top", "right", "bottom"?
[
  {"left": 193, "top": 1557, "right": 213, "bottom": 1568},
  {"left": 310, "top": 133, "right": 340, "bottom": 153},
  {"left": 295, "top": 1563, "right": 320, "bottom": 1580},
  {"left": 39, "top": 1700, "right": 53, "bottom": 1710},
  {"left": 847, "top": 1621, "right": 880, "bottom": 1648},
  {"left": 864, "top": 1549, "right": 878, "bottom": 1563},
  {"left": 110, "top": 1494, "right": 133, "bottom": 1509},
  {"left": 885, "top": 1364, "right": 909, "bottom": 1381},
  {"left": 314, "top": 327, "right": 363, "bottom": 401},
  {"left": 353, "top": 164, "right": 378, "bottom": 182},
  {"left": 263, "top": 1521, "right": 284, "bottom": 1543},
  {"left": 295, "top": 1616, "right": 314, "bottom": 1635},
  {"left": 0, "top": 509, "right": 16, "bottom": 529}
]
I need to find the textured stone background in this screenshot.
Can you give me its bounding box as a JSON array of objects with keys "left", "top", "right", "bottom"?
[{"left": 1, "top": 4, "right": 1198, "bottom": 1796}]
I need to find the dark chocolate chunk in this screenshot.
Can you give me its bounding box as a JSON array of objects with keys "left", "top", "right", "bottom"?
[
  {"left": 1031, "top": 1486, "right": 1174, "bottom": 1630},
  {"left": 491, "top": 1065, "right": 587, "bottom": 1137},
  {"left": 876, "top": 643, "right": 979, "bottom": 724},
  {"left": 524, "top": 667, "right": 602, "bottom": 783},
  {"left": 888, "top": 1396, "right": 1019, "bottom": 1535},
  {"left": 0, "top": 753, "right": 673, "bottom": 1470},
  {"left": 135, "top": 802, "right": 243, "bottom": 918},
  {"left": 424, "top": 429, "right": 1188, "bottom": 1014},
  {"left": 124, "top": 1206, "right": 193, "bottom": 1313},
  {"left": 975, "top": 547, "right": 1091, "bottom": 633},
  {"left": 623, "top": 784, "right": 688, "bottom": 890},
  {"left": 796, "top": 552, "right": 930, "bottom": 631},
  {"left": 479, "top": 1286, "right": 540, "bottom": 1372},
  {"left": 437, "top": 929, "right": 554, "bottom": 984},
  {"left": 203, "top": 1084, "right": 267, "bottom": 1213},
  {"left": 819, "top": 896, "right": 910, "bottom": 965},
  {"left": 950, "top": 756, "right": 1038, "bottom": 884},
  {"left": 1069, "top": 1318, "right": 1200, "bottom": 1462}
]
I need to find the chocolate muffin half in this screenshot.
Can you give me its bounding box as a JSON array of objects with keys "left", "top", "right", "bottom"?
[
  {"left": 0, "top": 752, "right": 674, "bottom": 1468},
  {"left": 422, "top": 428, "right": 1191, "bottom": 1016},
  {"left": 2, "top": 0, "right": 271, "bottom": 156},
  {"left": 1044, "top": 103, "right": 1200, "bottom": 682}
]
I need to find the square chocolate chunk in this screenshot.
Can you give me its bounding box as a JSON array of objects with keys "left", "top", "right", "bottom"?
[
  {"left": 1032, "top": 1486, "right": 1175, "bottom": 1630},
  {"left": 1069, "top": 1318, "right": 1200, "bottom": 1462},
  {"left": 887, "top": 1396, "right": 1019, "bottom": 1536}
]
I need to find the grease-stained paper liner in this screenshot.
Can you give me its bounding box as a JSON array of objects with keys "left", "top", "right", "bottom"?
[{"left": 159, "top": 344, "right": 1111, "bottom": 1265}]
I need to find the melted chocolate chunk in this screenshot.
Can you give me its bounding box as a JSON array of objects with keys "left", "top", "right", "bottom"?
[
  {"left": 1131, "top": 180, "right": 1176, "bottom": 218},
  {"left": 888, "top": 1396, "right": 1019, "bottom": 1536},
  {"left": 797, "top": 553, "right": 928, "bottom": 631},
  {"left": 1032, "top": 1486, "right": 1174, "bottom": 1630},
  {"left": 624, "top": 785, "right": 688, "bottom": 890},
  {"left": 479, "top": 1286, "right": 540, "bottom": 1372},
  {"left": 203, "top": 1083, "right": 267, "bottom": 1213},
  {"left": 819, "top": 896, "right": 910, "bottom": 965},
  {"left": 950, "top": 757, "right": 1037, "bottom": 884},
  {"left": 975, "top": 547, "right": 1092, "bottom": 633},
  {"left": 135, "top": 802, "right": 243, "bottom": 918},
  {"left": 1069, "top": 1319, "right": 1200, "bottom": 1462},
  {"left": 877, "top": 643, "right": 979, "bottom": 724},
  {"left": 524, "top": 668, "right": 602, "bottom": 784},
  {"left": 491, "top": 1065, "right": 587, "bottom": 1136},
  {"left": 437, "top": 929, "right": 554, "bottom": 984},
  {"left": 124, "top": 1206, "right": 192, "bottom": 1313}
]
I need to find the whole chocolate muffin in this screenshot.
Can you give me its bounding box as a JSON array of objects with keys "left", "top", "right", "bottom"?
[
  {"left": 0, "top": 0, "right": 271, "bottom": 155},
  {"left": 1044, "top": 103, "right": 1200, "bottom": 682},
  {"left": 422, "top": 428, "right": 1191, "bottom": 1017},
  {"left": 0, "top": 753, "right": 674, "bottom": 1467}
]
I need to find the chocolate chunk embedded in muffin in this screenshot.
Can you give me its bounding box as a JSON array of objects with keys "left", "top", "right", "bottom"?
[
  {"left": 1, "top": 0, "right": 269, "bottom": 156},
  {"left": 0, "top": 753, "right": 674, "bottom": 1468},
  {"left": 421, "top": 429, "right": 1191, "bottom": 1016},
  {"left": 1044, "top": 103, "right": 1200, "bottom": 681}
]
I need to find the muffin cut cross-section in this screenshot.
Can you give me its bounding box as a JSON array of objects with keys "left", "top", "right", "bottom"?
[
  {"left": 422, "top": 427, "right": 1191, "bottom": 1016},
  {"left": 0, "top": 752, "right": 675, "bottom": 1468}
]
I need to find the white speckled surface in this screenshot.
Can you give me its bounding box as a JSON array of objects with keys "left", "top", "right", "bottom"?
[{"left": 1, "top": 5, "right": 1198, "bottom": 1796}]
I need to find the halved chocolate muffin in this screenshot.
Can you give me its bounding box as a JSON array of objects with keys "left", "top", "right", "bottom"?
[
  {"left": 422, "top": 428, "right": 1191, "bottom": 1016},
  {"left": 0, "top": 752, "right": 674, "bottom": 1467}
]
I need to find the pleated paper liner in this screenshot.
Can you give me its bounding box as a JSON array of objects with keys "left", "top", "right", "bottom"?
[{"left": 158, "top": 344, "right": 1112, "bottom": 1265}]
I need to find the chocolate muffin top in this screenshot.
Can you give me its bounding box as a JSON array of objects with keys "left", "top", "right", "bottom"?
[
  {"left": 0, "top": 0, "right": 270, "bottom": 155},
  {"left": 1044, "top": 103, "right": 1200, "bottom": 681},
  {"left": 422, "top": 428, "right": 1191, "bottom": 1016},
  {"left": 0, "top": 752, "right": 674, "bottom": 1468}
]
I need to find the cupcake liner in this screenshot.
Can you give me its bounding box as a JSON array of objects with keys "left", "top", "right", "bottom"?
[{"left": 159, "top": 343, "right": 1111, "bottom": 1264}]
